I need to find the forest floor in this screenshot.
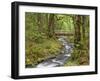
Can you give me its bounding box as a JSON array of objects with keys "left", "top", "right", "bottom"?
[
  {"left": 25, "top": 36, "right": 89, "bottom": 68},
  {"left": 25, "top": 37, "right": 63, "bottom": 68}
]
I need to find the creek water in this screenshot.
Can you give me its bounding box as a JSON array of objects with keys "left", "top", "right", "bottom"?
[{"left": 36, "top": 36, "right": 74, "bottom": 68}]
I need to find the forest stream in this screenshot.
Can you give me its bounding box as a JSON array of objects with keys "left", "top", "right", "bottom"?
[{"left": 35, "top": 36, "right": 74, "bottom": 68}]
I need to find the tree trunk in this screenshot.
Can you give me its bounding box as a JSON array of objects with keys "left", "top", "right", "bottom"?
[
  {"left": 37, "top": 14, "right": 43, "bottom": 33},
  {"left": 48, "top": 14, "right": 55, "bottom": 38},
  {"left": 74, "top": 15, "right": 81, "bottom": 43},
  {"left": 82, "top": 16, "right": 86, "bottom": 40}
]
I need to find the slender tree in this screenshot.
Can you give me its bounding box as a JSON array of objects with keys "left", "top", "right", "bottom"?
[
  {"left": 81, "top": 16, "right": 87, "bottom": 40},
  {"left": 36, "top": 13, "right": 44, "bottom": 33},
  {"left": 74, "top": 15, "right": 81, "bottom": 43},
  {"left": 48, "top": 14, "right": 55, "bottom": 37}
]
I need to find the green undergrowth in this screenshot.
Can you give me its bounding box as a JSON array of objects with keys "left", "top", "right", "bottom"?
[
  {"left": 25, "top": 38, "right": 62, "bottom": 68},
  {"left": 64, "top": 38, "right": 89, "bottom": 66}
]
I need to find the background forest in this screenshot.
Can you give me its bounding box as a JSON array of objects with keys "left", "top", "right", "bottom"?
[{"left": 25, "top": 12, "right": 89, "bottom": 68}]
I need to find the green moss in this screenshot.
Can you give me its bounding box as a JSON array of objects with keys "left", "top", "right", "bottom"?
[
  {"left": 65, "top": 48, "right": 89, "bottom": 66},
  {"left": 64, "top": 37, "right": 89, "bottom": 66},
  {"left": 64, "top": 60, "right": 78, "bottom": 66},
  {"left": 25, "top": 38, "right": 62, "bottom": 67}
]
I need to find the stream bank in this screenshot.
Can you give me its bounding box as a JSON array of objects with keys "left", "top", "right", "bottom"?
[{"left": 35, "top": 36, "right": 74, "bottom": 68}]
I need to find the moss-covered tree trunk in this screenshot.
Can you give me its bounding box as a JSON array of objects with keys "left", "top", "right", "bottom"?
[
  {"left": 82, "top": 16, "right": 87, "bottom": 41},
  {"left": 48, "top": 14, "right": 55, "bottom": 38},
  {"left": 37, "top": 14, "right": 44, "bottom": 33},
  {"left": 74, "top": 15, "right": 81, "bottom": 44}
]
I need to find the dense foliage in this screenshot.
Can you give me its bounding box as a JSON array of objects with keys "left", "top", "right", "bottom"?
[{"left": 25, "top": 12, "right": 89, "bottom": 67}]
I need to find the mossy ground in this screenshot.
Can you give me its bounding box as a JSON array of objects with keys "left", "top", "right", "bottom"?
[{"left": 25, "top": 38, "right": 62, "bottom": 68}]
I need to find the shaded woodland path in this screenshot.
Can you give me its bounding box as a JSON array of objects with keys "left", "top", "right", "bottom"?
[{"left": 35, "top": 36, "right": 74, "bottom": 68}]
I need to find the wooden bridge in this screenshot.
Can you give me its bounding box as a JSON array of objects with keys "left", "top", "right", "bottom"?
[{"left": 55, "top": 32, "right": 74, "bottom": 36}]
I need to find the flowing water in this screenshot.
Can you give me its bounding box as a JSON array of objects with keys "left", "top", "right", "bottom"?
[{"left": 35, "top": 36, "right": 74, "bottom": 68}]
